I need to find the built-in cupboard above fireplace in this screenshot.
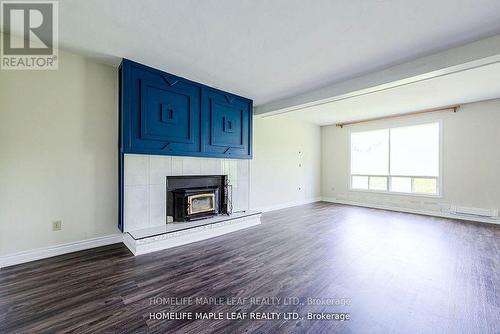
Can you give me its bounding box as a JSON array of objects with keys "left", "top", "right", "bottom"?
[{"left": 119, "top": 59, "right": 253, "bottom": 160}]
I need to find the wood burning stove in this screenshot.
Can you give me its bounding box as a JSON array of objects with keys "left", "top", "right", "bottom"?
[
  {"left": 166, "top": 175, "right": 229, "bottom": 222},
  {"left": 172, "top": 187, "right": 219, "bottom": 221},
  {"left": 188, "top": 192, "right": 215, "bottom": 215}
]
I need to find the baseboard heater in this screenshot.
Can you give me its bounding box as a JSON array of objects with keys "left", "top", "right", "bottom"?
[{"left": 449, "top": 206, "right": 498, "bottom": 218}]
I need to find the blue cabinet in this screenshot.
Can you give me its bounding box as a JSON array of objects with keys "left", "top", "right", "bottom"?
[
  {"left": 201, "top": 88, "right": 252, "bottom": 158},
  {"left": 140, "top": 80, "right": 197, "bottom": 146},
  {"left": 120, "top": 60, "right": 201, "bottom": 156},
  {"left": 120, "top": 59, "right": 252, "bottom": 159}
]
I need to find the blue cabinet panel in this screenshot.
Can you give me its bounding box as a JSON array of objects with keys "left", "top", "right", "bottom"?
[
  {"left": 140, "top": 80, "right": 195, "bottom": 144},
  {"left": 202, "top": 88, "right": 252, "bottom": 158},
  {"left": 121, "top": 60, "right": 201, "bottom": 155},
  {"left": 119, "top": 58, "right": 252, "bottom": 158}
]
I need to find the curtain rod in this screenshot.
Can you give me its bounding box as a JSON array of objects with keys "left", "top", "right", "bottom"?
[{"left": 335, "top": 105, "right": 460, "bottom": 128}]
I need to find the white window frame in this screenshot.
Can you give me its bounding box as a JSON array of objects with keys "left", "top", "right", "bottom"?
[{"left": 348, "top": 120, "right": 443, "bottom": 198}]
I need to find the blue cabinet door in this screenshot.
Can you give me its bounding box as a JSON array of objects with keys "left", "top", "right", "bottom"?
[
  {"left": 121, "top": 60, "right": 201, "bottom": 155},
  {"left": 201, "top": 88, "right": 252, "bottom": 158}
]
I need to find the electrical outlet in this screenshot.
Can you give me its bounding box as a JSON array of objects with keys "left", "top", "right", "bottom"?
[{"left": 52, "top": 220, "right": 62, "bottom": 231}]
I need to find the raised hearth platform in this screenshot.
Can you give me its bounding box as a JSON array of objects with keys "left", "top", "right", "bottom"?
[{"left": 123, "top": 211, "right": 261, "bottom": 255}]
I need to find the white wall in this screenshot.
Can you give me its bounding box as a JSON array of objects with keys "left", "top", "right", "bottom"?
[
  {"left": 250, "top": 115, "right": 322, "bottom": 211},
  {"left": 0, "top": 48, "right": 119, "bottom": 256},
  {"left": 123, "top": 155, "right": 249, "bottom": 232},
  {"left": 321, "top": 98, "right": 500, "bottom": 216}
]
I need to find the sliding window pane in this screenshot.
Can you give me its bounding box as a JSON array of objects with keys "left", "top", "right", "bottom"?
[
  {"left": 352, "top": 176, "right": 368, "bottom": 189},
  {"left": 390, "top": 123, "right": 439, "bottom": 177},
  {"left": 369, "top": 176, "right": 387, "bottom": 191},
  {"left": 412, "top": 178, "right": 437, "bottom": 194},
  {"left": 390, "top": 177, "right": 411, "bottom": 193},
  {"left": 351, "top": 129, "right": 389, "bottom": 175}
]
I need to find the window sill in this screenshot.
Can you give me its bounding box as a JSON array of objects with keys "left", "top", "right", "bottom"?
[{"left": 348, "top": 188, "right": 443, "bottom": 199}]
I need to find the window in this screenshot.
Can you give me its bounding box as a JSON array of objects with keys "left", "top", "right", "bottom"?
[{"left": 350, "top": 122, "right": 440, "bottom": 195}]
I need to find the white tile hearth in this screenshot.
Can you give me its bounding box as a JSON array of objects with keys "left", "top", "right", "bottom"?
[
  {"left": 128, "top": 211, "right": 261, "bottom": 239},
  {"left": 123, "top": 212, "right": 262, "bottom": 255}
]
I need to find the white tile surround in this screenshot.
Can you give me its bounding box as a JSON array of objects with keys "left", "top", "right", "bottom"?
[{"left": 124, "top": 154, "right": 250, "bottom": 232}]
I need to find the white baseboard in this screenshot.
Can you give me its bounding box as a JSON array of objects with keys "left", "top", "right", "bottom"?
[
  {"left": 322, "top": 197, "right": 500, "bottom": 225},
  {"left": 0, "top": 234, "right": 123, "bottom": 269},
  {"left": 251, "top": 197, "right": 322, "bottom": 213}
]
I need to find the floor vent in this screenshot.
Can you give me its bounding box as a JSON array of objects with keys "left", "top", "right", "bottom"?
[{"left": 449, "top": 206, "right": 498, "bottom": 218}]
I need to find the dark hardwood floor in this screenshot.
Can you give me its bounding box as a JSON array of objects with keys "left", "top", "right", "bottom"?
[{"left": 1, "top": 202, "right": 499, "bottom": 333}]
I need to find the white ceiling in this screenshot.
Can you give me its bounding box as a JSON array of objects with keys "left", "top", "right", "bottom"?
[
  {"left": 56, "top": 0, "right": 500, "bottom": 106},
  {"left": 284, "top": 62, "right": 500, "bottom": 125}
]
